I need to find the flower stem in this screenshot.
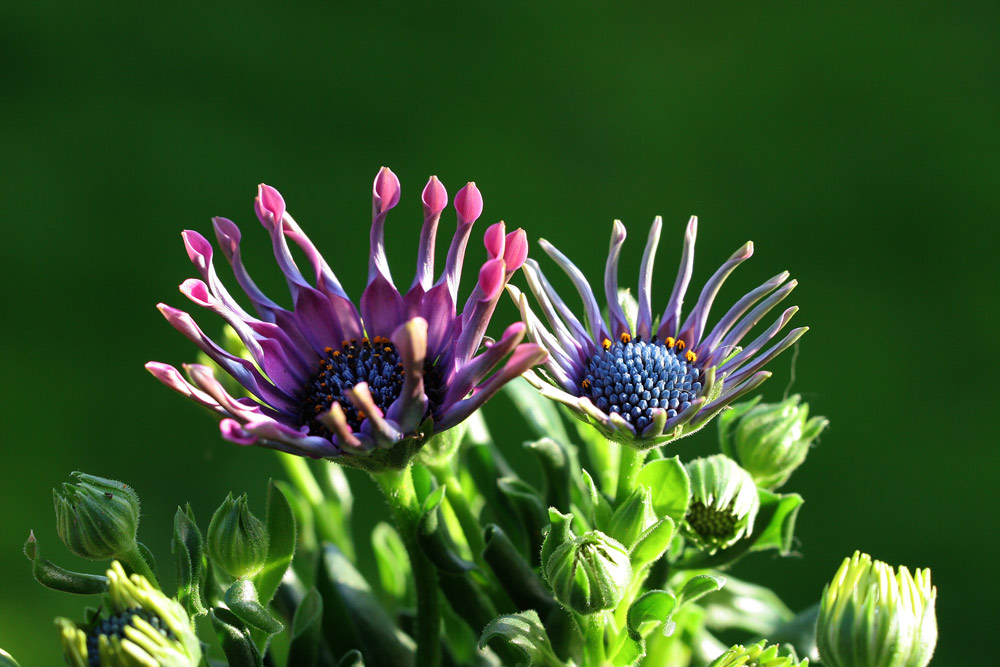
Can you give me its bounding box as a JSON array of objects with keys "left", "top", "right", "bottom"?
[
  {"left": 118, "top": 543, "right": 159, "bottom": 589},
  {"left": 373, "top": 466, "right": 440, "bottom": 667},
  {"left": 576, "top": 611, "right": 608, "bottom": 667},
  {"left": 426, "top": 462, "right": 486, "bottom": 562},
  {"left": 615, "top": 445, "right": 648, "bottom": 504}
]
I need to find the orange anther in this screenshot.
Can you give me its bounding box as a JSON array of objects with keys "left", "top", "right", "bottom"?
[
  {"left": 665, "top": 337, "right": 675, "bottom": 348},
  {"left": 602, "top": 338, "right": 612, "bottom": 350},
  {"left": 620, "top": 333, "right": 632, "bottom": 344},
  {"left": 324, "top": 346, "right": 334, "bottom": 354},
  {"left": 685, "top": 350, "right": 697, "bottom": 363},
  {"left": 581, "top": 379, "right": 591, "bottom": 390},
  {"left": 676, "top": 339, "right": 686, "bottom": 351}
]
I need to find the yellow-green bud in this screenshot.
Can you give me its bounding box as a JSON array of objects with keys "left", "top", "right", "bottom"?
[
  {"left": 708, "top": 640, "right": 808, "bottom": 667},
  {"left": 58, "top": 561, "right": 202, "bottom": 667},
  {"left": 682, "top": 455, "right": 759, "bottom": 554},
  {"left": 719, "top": 395, "right": 828, "bottom": 489},
  {"left": 817, "top": 551, "right": 936, "bottom": 667},
  {"left": 207, "top": 493, "right": 268, "bottom": 579},
  {"left": 53, "top": 472, "right": 141, "bottom": 560},
  {"left": 544, "top": 530, "right": 631, "bottom": 615}
]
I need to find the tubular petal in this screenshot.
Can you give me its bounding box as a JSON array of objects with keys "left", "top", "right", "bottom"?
[
  {"left": 636, "top": 217, "right": 662, "bottom": 341},
  {"left": 604, "top": 220, "right": 631, "bottom": 338}
]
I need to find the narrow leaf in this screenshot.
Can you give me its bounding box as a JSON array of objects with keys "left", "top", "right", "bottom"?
[
  {"left": 288, "top": 587, "right": 324, "bottom": 667},
  {"left": 478, "top": 610, "right": 562, "bottom": 667},
  {"left": 253, "top": 480, "right": 296, "bottom": 607},
  {"left": 22, "top": 531, "right": 107, "bottom": 595},
  {"left": 210, "top": 607, "right": 263, "bottom": 667}
]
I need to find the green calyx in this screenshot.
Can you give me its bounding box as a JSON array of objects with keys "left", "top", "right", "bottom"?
[
  {"left": 682, "top": 455, "right": 759, "bottom": 554},
  {"left": 53, "top": 472, "right": 141, "bottom": 561},
  {"left": 817, "top": 551, "right": 937, "bottom": 667},
  {"left": 707, "top": 640, "right": 809, "bottom": 667},
  {"left": 207, "top": 492, "right": 269, "bottom": 579},
  {"left": 543, "top": 529, "right": 632, "bottom": 615},
  {"left": 719, "top": 395, "right": 828, "bottom": 489},
  {"left": 58, "top": 561, "right": 201, "bottom": 667}
]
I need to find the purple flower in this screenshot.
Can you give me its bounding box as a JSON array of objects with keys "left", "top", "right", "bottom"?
[
  {"left": 510, "top": 216, "right": 806, "bottom": 450},
  {"left": 148, "top": 168, "right": 546, "bottom": 470}
]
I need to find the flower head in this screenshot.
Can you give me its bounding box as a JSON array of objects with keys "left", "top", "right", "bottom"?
[
  {"left": 708, "top": 640, "right": 808, "bottom": 667},
  {"left": 58, "top": 561, "right": 201, "bottom": 667},
  {"left": 148, "top": 168, "right": 545, "bottom": 470},
  {"left": 512, "top": 216, "right": 805, "bottom": 449},
  {"left": 817, "top": 551, "right": 937, "bottom": 667},
  {"left": 682, "top": 454, "right": 760, "bottom": 554}
]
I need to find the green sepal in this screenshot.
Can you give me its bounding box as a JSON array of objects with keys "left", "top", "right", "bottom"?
[
  {"left": 253, "top": 480, "right": 296, "bottom": 606},
  {"left": 502, "top": 377, "right": 571, "bottom": 444},
  {"left": 372, "top": 521, "right": 411, "bottom": 607},
  {"left": 417, "top": 485, "right": 476, "bottom": 574},
  {"left": 581, "top": 469, "right": 613, "bottom": 532},
  {"left": 210, "top": 607, "right": 263, "bottom": 667},
  {"left": 524, "top": 437, "right": 573, "bottom": 513},
  {"left": 675, "top": 490, "right": 803, "bottom": 569},
  {"left": 136, "top": 541, "right": 158, "bottom": 579},
  {"left": 478, "top": 610, "right": 563, "bottom": 667},
  {"left": 337, "top": 650, "right": 366, "bottom": 667},
  {"left": 224, "top": 578, "right": 284, "bottom": 636},
  {"left": 171, "top": 504, "right": 207, "bottom": 619},
  {"left": 540, "top": 508, "right": 575, "bottom": 572},
  {"left": 607, "top": 486, "right": 657, "bottom": 550},
  {"left": 677, "top": 574, "right": 726, "bottom": 606},
  {"left": 482, "top": 525, "right": 556, "bottom": 617},
  {"left": 630, "top": 516, "right": 676, "bottom": 570},
  {"left": 315, "top": 543, "right": 416, "bottom": 666},
  {"left": 636, "top": 456, "right": 690, "bottom": 524},
  {"left": 627, "top": 589, "right": 678, "bottom": 641},
  {"left": 288, "top": 587, "right": 324, "bottom": 667},
  {"left": 0, "top": 649, "right": 19, "bottom": 666},
  {"left": 22, "top": 531, "right": 108, "bottom": 595},
  {"left": 496, "top": 477, "right": 548, "bottom": 560}
]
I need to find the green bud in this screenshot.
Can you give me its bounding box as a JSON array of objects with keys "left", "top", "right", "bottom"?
[
  {"left": 53, "top": 472, "right": 141, "bottom": 560},
  {"left": 682, "top": 455, "right": 759, "bottom": 554},
  {"left": 607, "top": 486, "right": 657, "bottom": 550},
  {"left": 708, "top": 640, "right": 808, "bottom": 667},
  {"left": 719, "top": 395, "right": 828, "bottom": 489},
  {"left": 543, "top": 530, "right": 631, "bottom": 615},
  {"left": 817, "top": 551, "right": 936, "bottom": 667},
  {"left": 207, "top": 493, "right": 268, "bottom": 579},
  {"left": 58, "top": 561, "right": 202, "bottom": 667},
  {"left": 0, "top": 649, "right": 19, "bottom": 667}
]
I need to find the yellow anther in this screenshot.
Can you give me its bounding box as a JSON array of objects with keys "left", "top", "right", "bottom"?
[
  {"left": 602, "top": 338, "right": 612, "bottom": 350},
  {"left": 581, "top": 379, "right": 591, "bottom": 390},
  {"left": 324, "top": 346, "right": 334, "bottom": 354},
  {"left": 665, "top": 337, "right": 675, "bottom": 348},
  {"left": 620, "top": 332, "right": 632, "bottom": 344},
  {"left": 685, "top": 350, "right": 697, "bottom": 363},
  {"left": 676, "top": 339, "right": 686, "bottom": 351}
]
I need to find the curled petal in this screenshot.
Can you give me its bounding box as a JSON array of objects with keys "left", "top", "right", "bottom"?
[
  {"left": 636, "top": 217, "right": 662, "bottom": 341},
  {"left": 386, "top": 318, "right": 429, "bottom": 432},
  {"left": 255, "top": 184, "right": 286, "bottom": 229},
  {"left": 369, "top": 166, "right": 401, "bottom": 285},
  {"left": 454, "top": 181, "right": 483, "bottom": 226},
  {"left": 658, "top": 215, "right": 698, "bottom": 340},
  {"left": 676, "top": 241, "right": 754, "bottom": 349},
  {"left": 604, "top": 220, "right": 630, "bottom": 339}
]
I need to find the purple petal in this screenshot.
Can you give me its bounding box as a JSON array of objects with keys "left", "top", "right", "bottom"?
[
  {"left": 345, "top": 382, "right": 404, "bottom": 448},
  {"left": 723, "top": 326, "right": 808, "bottom": 389},
  {"left": 508, "top": 285, "right": 579, "bottom": 391},
  {"left": 360, "top": 273, "right": 404, "bottom": 338},
  {"left": 438, "top": 182, "right": 482, "bottom": 301},
  {"left": 413, "top": 176, "right": 448, "bottom": 290},
  {"left": 717, "top": 306, "right": 799, "bottom": 377},
  {"left": 281, "top": 214, "right": 348, "bottom": 299},
  {"left": 662, "top": 396, "right": 707, "bottom": 431},
  {"left": 503, "top": 228, "right": 529, "bottom": 274},
  {"left": 452, "top": 258, "right": 506, "bottom": 368},
  {"left": 657, "top": 216, "right": 698, "bottom": 340},
  {"left": 454, "top": 181, "right": 483, "bottom": 226},
  {"left": 696, "top": 271, "right": 790, "bottom": 359},
  {"left": 636, "top": 217, "right": 662, "bottom": 341},
  {"left": 212, "top": 217, "right": 285, "bottom": 322},
  {"left": 420, "top": 282, "right": 458, "bottom": 360},
  {"left": 709, "top": 280, "right": 798, "bottom": 367},
  {"left": 691, "top": 371, "right": 772, "bottom": 428},
  {"left": 676, "top": 241, "right": 754, "bottom": 350},
  {"left": 604, "top": 220, "right": 631, "bottom": 339},
  {"left": 369, "top": 167, "right": 401, "bottom": 286},
  {"left": 145, "top": 361, "right": 224, "bottom": 414},
  {"left": 255, "top": 184, "right": 286, "bottom": 230},
  {"left": 182, "top": 230, "right": 254, "bottom": 320},
  {"left": 484, "top": 221, "right": 506, "bottom": 260},
  {"left": 220, "top": 419, "right": 258, "bottom": 446},
  {"left": 524, "top": 259, "right": 594, "bottom": 356},
  {"left": 443, "top": 322, "right": 526, "bottom": 406},
  {"left": 235, "top": 417, "right": 341, "bottom": 458},
  {"left": 386, "top": 318, "right": 429, "bottom": 431},
  {"left": 539, "top": 238, "right": 611, "bottom": 344},
  {"left": 520, "top": 261, "right": 587, "bottom": 365}
]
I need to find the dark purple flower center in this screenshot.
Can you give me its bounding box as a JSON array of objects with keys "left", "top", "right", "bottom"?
[
  {"left": 87, "top": 608, "right": 173, "bottom": 665},
  {"left": 299, "top": 337, "right": 406, "bottom": 435},
  {"left": 580, "top": 335, "right": 702, "bottom": 432}
]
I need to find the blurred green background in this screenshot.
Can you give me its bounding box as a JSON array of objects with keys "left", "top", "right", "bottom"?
[{"left": 2, "top": 2, "right": 996, "bottom": 664}]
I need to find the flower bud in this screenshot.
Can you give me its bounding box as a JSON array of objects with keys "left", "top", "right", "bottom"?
[
  {"left": 207, "top": 493, "right": 268, "bottom": 579},
  {"left": 543, "top": 530, "right": 631, "bottom": 615},
  {"left": 817, "top": 551, "right": 936, "bottom": 667},
  {"left": 682, "top": 455, "right": 760, "bottom": 554},
  {"left": 606, "top": 486, "right": 657, "bottom": 550},
  {"left": 53, "top": 472, "right": 141, "bottom": 560},
  {"left": 58, "top": 561, "right": 202, "bottom": 666},
  {"left": 719, "top": 395, "right": 828, "bottom": 489},
  {"left": 708, "top": 640, "right": 808, "bottom": 667}
]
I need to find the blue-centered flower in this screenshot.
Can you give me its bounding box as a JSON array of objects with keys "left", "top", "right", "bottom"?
[
  {"left": 148, "top": 168, "right": 545, "bottom": 470},
  {"left": 511, "top": 216, "right": 805, "bottom": 449}
]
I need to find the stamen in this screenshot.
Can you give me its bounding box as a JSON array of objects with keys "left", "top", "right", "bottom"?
[
  {"left": 602, "top": 338, "right": 612, "bottom": 350},
  {"left": 620, "top": 332, "right": 632, "bottom": 344},
  {"left": 686, "top": 350, "right": 697, "bottom": 363}
]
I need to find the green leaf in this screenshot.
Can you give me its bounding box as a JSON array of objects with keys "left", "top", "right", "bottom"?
[
  {"left": 502, "top": 377, "right": 571, "bottom": 443},
  {"left": 496, "top": 477, "right": 548, "bottom": 560},
  {"left": 417, "top": 485, "right": 476, "bottom": 574},
  {"left": 630, "top": 516, "right": 675, "bottom": 570},
  {"left": 636, "top": 456, "right": 690, "bottom": 524},
  {"left": 337, "top": 650, "right": 366, "bottom": 667},
  {"left": 288, "top": 587, "right": 324, "bottom": 667},
  {"left": 677, "top": 574, "right": 726, "bottom": 607},
  {"left": 524, "top": 437, "right": 573, "bottom": 513},
  {"left": 478, "top": 610, "right": 562, "bottom": 667},
  {"left": 627, "top": 590, "right": 678, "bottom": 641},
  {"left": 253, "top": 480, "right": 296, "bottom": 607},
  {"left": 372, "top": 522, "right": 410, "bottom": 605},
  {"left": 581, "top": 469, "right": 613, "bottom": 531},
  {"left": 210, "top": 607, "right": 263, "bottom": 667},
  {"left": 224, "top": 578, "right": 284, "bottom": 636},
  {"left": 750, "top": 490, "right": 803, "bottom": 554},
  {"left": 171, "top": 504, "right": 207, "bottom": 619},
  {"left": 22, "top": 531, "right": 108, "bottom": 595},
  {"left": 482, "top": 525, "right": 556, "bottom": 617}
]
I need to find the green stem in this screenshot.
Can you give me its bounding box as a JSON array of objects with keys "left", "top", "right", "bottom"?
[
  {"left": 118, "top": 543, "right": 159, "bottom": 589},
  {"left": 374, "top": 466, "right": 441, "bottom": 667},
  {"left": 426, "top": 462, "right": 486, "bottom": 563},
  {"left": 576, "top": 611, "right": 608, "bottom": 667},
  {"left": 615, "top": 446, "right": 648, "bottom": 504},
  {"left": 278, "top": 452, "right": 353, "bottom": 557}
]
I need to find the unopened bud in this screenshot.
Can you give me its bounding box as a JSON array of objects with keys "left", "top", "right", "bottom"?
[
  {"left": 682, "top": 455, "right": 759, "bottom": 554},
  {"left": 544, "top": 530, "right": 631, "bottom": 615},
  {"left": 53, "top": 472, "right": 141, "bottom": 561},
  {"left": 207, "top": 493, "right": 268, "bottom": 579},
  {"left": 606, "top": 486, "right": 657, "bottom": 550},
  {"left": 708, "top": 640, "right": 808, "bottom": 667}
]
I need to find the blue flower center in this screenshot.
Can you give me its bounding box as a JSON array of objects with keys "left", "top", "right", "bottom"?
[
  {"left": 581, "top": 336, "right": 702, "bottom": 432},
  {"left": 299, "top": 337, "right": 406, "bottom": 434},
  {"left": 87, "top": 608, "right": 174, "bottom": 665}
]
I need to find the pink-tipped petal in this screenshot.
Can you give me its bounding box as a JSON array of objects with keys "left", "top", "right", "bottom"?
[
  {"left": 255, "top": 184, "right": 286, "bottom": 230},
  {"left": 220, "top": 419, "right": 258, "bottom": 446},
  {"left": 369, "top": 167, "right": 400, "bottom": 286},
  {"left": 454, "top": 182, "right": 483, "bottom": 225},
  {"left": 414, "top": 176, "right": 448, "bottom": 290},
  {"left": 373, "top": 166, "right": 401, "bottom": 214},
  {"left": 422, "top": 175, "right": 448, "bottom": 216},
  {"left": 484, "top": 221, "right": 506, "bottom": 260},
  {"left": 503, "top": 228, "right": 529, "bottom": 273},
  {"left": 477, "top": 258, "right": 506, "bottom": 302}
]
